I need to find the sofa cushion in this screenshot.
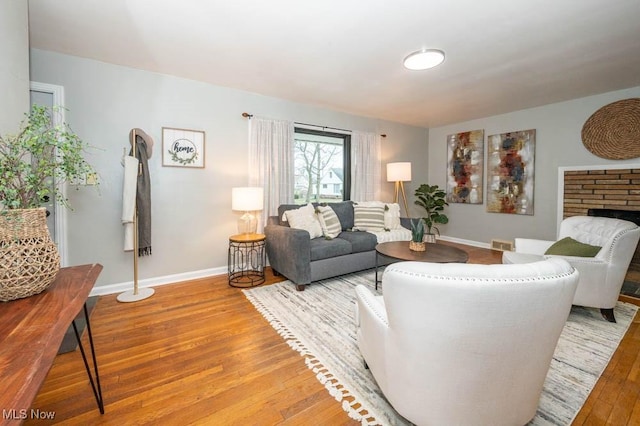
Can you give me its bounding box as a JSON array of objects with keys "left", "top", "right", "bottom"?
[
  {"left": 316, "top": 205, "right": 342, "bottom": 239},
  {"left": 327, "top": 201, "right": 355, "bottom": 230},
  {"left": 310, "top": 237, "right": 352, "bottom": 261},
  {"left": 279, "top": 201, "right": 355, "bottom": 229},
  {"left": 544, "top": 236, "right": 602, "bottom": 257},
  {"left": 337, "top": 231, "right": 378, "bottom": 253}
]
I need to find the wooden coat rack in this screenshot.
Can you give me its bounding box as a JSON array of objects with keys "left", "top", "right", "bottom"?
[{"left": 117, "top": 128, "right": 154, "bottom": 303}]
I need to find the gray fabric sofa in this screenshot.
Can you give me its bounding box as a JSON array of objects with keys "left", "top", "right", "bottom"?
[{"left": 264, "top": 201, "right": 409, "bottom": 291}]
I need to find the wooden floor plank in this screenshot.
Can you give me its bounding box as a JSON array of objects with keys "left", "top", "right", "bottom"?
[{"left": 21, "top": 242, "right": 640, "bottom": 425}]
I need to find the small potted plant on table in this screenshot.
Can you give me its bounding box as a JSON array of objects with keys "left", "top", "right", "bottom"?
[
  {"left": 414, "top": 184, "right": 449, "bottom": 243},
  {"left": 409, "top": 218, "right": 426, "bottom": 251}
]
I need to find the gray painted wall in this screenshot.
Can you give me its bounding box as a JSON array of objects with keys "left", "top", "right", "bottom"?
[
  {"left": 29, "top": 49, "right": 428, "bottom": 288},
  {"left": 428, "top": 86, "right": 640, "bottom": 245},
  {"left": 0, "top": 0, "right": 29, "bottom": 134}
]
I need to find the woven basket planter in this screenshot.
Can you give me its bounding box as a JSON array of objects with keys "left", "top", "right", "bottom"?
[
  {"left": 409, "top": 241, "right": 426, "bottom": 252},
  {"left": 0, "top": 208, "right": 60, "bottom": 302}
]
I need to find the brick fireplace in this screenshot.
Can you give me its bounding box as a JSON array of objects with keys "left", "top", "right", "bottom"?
[{"left": 562, "top": 167, "right": 640, "bottom": 279}]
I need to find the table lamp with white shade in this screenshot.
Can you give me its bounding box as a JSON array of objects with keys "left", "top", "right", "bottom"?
[
  {"left": 387, "top": 162, "right": 412, "bottom": 215},
  {"left": 232, "top": 187, "right": 264, "bottom": 234}
]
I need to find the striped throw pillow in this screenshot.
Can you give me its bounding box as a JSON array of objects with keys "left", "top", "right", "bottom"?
[
  {"left": 353, "top": 204, "right": 386, "bottom": 231},
  {"left": 316, "top": 205, "right": 342, "bottom": 239}
]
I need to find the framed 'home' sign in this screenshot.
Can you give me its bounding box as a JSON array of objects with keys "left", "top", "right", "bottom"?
[{"left": 162, "top": 127, "right": 205, "bottom": 168}]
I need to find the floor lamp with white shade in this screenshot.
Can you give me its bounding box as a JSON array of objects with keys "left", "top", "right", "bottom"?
[{"left": 387, "top": 162, "right": 412, "bottom": 216}]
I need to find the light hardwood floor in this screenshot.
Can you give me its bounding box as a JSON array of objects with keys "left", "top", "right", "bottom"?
[{"left": 25, "top": 242, "right": 640, "bottom": 425}]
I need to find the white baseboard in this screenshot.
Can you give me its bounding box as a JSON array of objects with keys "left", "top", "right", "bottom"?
[
  {"left": 90, "top": 266, "right": 228, "bottom": 297},
  {"left": 437, "top": 235, "right": 490, "bottom": 249}
]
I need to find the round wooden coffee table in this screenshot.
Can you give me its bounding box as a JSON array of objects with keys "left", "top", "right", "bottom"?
[{"left": 375, "top": 241, "right": 469, "bottom": 289}]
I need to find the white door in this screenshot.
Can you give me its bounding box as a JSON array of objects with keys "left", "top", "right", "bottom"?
[{"left": 29, "top": 82, "right": 68, "bottom": 266}]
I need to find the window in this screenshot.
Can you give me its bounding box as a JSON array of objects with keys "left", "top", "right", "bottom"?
[{"left": 293, "top": 128, "right": 351, "bottom": 204}]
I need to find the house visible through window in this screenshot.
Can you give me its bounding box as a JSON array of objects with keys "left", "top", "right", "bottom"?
[{"left": 294, "top": 128, "right": 350, "bottom": 204}]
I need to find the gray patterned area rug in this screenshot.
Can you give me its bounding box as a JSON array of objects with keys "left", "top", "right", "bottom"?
[{"left": 243, "top": 270, "right": 637, "bottom": 425}]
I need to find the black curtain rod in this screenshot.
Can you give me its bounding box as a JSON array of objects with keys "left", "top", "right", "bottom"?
[
  {"left": 294, "top": 121, "right": 352, "bottom": 133},
  {"left": 241, "top": 112, "right": 386, "bottom": 137}
]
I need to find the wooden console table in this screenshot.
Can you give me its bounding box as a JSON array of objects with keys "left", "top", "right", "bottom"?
[{"left": 0, "top": 264, "right": 104, "bottom": 424}]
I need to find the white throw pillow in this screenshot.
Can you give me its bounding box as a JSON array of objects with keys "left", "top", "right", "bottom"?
[
  {"left": 284, "top": 203, "right": 323, "bottom": 239},
  {"left": 384, "top": 203, "right": 402, "bottom": 230},
  {"left": 316, "top": 205, "right": 342, "bottom": 239},
  {"left": 353, "top": 203, "right": 386, "bottom": 231}
]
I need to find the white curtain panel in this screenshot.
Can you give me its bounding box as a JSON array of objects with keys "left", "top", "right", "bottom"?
[
  {"left": 351, "top": 131, "right": 381, "bottom": 201},
  {"left": 248, "top": 117, "right": 295, "bottom": 230}
]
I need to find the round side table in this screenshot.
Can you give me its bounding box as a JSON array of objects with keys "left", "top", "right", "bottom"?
[{"left": 228, "top": 233, "right": 266, "bottom": 288}]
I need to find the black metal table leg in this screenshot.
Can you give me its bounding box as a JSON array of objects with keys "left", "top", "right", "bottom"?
[
  {"left": 375, "top": 251, "right": 380, "bottom": 290},
  {"left": 71, "top": 303, "right": 105, "bottom": 414}
]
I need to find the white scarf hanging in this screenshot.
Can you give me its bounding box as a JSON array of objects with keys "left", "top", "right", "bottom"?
[{"left": 122, "top": 155, "right": 139, "bottom": 251}]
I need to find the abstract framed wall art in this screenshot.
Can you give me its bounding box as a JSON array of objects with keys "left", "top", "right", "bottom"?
[
  {"left": 162, "top": 127, "right": 205, "bottom": 168},
  {"left": 486, "top": 129, "right": 535, "bottom": 215},
  {"left": 446, "top": 130, "right": 484, "bottom": 204}
]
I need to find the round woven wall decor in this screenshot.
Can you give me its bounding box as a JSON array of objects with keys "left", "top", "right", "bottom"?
[{"left": 581, "top": 98, "right": 640, "bottom": 160}]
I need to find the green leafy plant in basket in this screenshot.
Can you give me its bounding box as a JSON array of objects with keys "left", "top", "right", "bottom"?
[
  {"left": 0, "top": 105, "right": 96, "bottom": 302},
  {"left": 414, "top": 184, "right": 449, "bottom": 239}
]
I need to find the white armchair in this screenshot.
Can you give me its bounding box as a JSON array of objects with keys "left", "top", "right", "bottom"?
[
  {"left": 355, "top": 258, "right": 578, "bottom": 426},
  {"left": 503, "top": 216, "right": 640, "bottom": 322}
]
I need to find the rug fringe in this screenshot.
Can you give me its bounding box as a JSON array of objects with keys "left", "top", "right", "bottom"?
[{"left": 244, "top": 291, "right": 382, "bottom": 425}]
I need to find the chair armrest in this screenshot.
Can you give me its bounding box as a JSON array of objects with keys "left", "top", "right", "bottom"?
[
  {"left": 543, "top": 254, "right": 609, "bottom": 307},
  {"left": 355, "top": 285, "right": 389, "bottom": 385},
  {"left": 264, "top": 223, "right": 312, "bottom": 285},
  {"left": 542, "top": 254, "right": 606, "bottom": 278},
  {"left": 543, "top": 254, "right": 605, "bottom": 265},
  {"left": 355, "top": 285, "right": 388, "bottom": 328},
  {"left": 515, "top": 238, "right": 555, "bottom": 255}
]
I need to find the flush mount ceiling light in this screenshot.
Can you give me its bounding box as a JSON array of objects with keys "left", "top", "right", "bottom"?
[{"left": 403, "top": 49, "right": 445, "bottom": 70}]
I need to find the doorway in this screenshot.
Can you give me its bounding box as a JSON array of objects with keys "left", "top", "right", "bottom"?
[{"left": 29, "top": 82, "right": 68, "bottom": 266}]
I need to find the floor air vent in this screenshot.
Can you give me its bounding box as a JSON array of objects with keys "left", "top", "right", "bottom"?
[{"left": 491, "top": 239, "right": 514, "bottom": 251}]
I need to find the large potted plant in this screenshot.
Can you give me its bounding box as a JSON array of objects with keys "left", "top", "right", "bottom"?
[
  {"left": 414, "top": 183, "right": 449, "bottom": 243},
  {"left": 0, "top": 105, "right": 95, "bottom": 301}
]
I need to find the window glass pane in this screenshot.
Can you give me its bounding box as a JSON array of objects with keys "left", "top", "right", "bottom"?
[{"left": 294, "top": 130, "right": 345, "bottom": 204}]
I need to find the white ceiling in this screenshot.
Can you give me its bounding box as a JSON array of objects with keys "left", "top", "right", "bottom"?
[{"left": 28, "top": 0, "right": 640, "bottom": 128}]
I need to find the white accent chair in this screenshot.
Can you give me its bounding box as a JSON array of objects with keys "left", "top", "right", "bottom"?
[
  {"left": 355, "top": 259, "right": 578, "bottom": 426},
  {"left": 503, "top": 216, "right": 640, "bottom": 322}
]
